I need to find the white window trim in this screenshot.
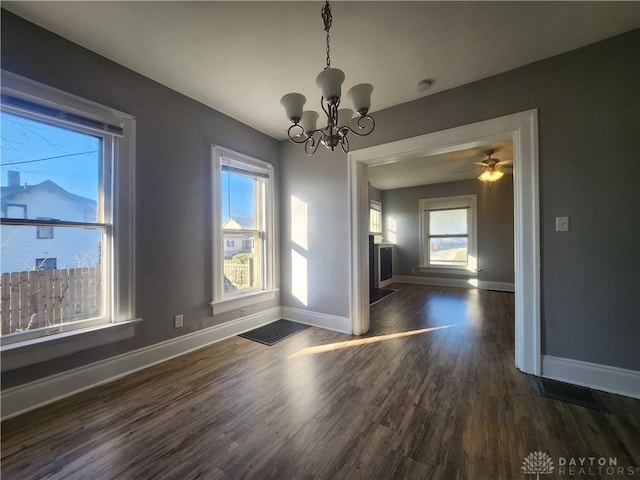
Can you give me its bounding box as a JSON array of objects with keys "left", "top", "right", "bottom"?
[
  {"left": 419, "top": 194, "right": 478, "bottom": 275},
  {"left": 210, "top": 145, "right": 276, "bottom": 314},
  {"left": 0, "top": 71, "right": 137, "bottom": 369}
]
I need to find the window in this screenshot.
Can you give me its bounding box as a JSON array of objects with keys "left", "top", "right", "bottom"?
[
  {"left": 35, "top": 258, "right": 57, "bottom": 270},
  {"left": 211, "top": 146, "right": 274, "bottom": 310},
  {"left": 36, "top": 218, "right": 54, "bottom": 239},
  {"left": 369, "top": 200, "right": 382, "bottom": 234},
  {"left": 420, "top": 195, "right": 477, "bottom": 272},
  {"left": 0, "top": 71, "right": 135, "bottom": 353},
  {"left": 5, "top": 203, "right": 26, "bottom": 218}
]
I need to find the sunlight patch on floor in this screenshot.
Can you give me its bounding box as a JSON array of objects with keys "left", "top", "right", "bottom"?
[{"left": 288, "top": 324, "right": 455, "bottom": 359}]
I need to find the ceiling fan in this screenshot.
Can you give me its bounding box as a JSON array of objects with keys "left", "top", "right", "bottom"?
[{"left": 474, "top": 149, "right": 512, "bottom": 182}]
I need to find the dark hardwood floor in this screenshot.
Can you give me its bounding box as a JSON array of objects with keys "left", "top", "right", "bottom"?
[{"left": 2, "top": 284, "right": 639, "bottom": 479}]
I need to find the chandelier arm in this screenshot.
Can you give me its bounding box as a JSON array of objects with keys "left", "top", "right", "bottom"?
[
  {"left": 319, "top": 96, "right": 330, "bottom": 120},
  {"left": 304, "top": 132, "right": 322, "bottom": 156},
  {"left": 287, "top": 123, "right": 309, "bottom": 144},
  {"left": 342, "top": 115, "right": 376, "bottom": 137},
  {"left": 340, "top": 134, "right": 350, "bottom": 153}
]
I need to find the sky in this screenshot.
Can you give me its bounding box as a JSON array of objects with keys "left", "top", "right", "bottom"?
[
  {"left": 1, "top": 111, "right": 99, "bottom": 200},
  {"left": 221, "top": 171, "right": 256, "bottom": 227},
  {"left": 1, "top": 110, "right": 256, "bottom": 222}
]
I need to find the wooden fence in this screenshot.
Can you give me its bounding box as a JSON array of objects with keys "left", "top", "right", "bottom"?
[
  {"left": 223, "top": 259, "right": 253, "bottom": 290},
  {"left": 0, "top": 267, "right": 101, "bottom": 336}
]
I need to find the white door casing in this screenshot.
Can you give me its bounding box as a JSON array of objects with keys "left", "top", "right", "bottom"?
[{"left": 348, "top": 109, "right": 540, "bottom": 375}]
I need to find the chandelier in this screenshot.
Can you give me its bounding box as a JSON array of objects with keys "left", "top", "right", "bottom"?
[{"left": 280, "top": 0, "right": 375, "bottom": 155}]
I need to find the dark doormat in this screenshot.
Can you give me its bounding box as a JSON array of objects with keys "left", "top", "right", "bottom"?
[
  {"left": 535, "top": 378, "right": 609, "bottom": 412},
  {"left": 370, "top": 288, "right": 396, "bottom": 305},
  {"left": 239, "top": 319, "right": 310, "bottom": 346}
]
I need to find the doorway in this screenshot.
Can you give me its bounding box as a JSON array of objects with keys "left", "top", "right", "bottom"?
[{"left": 348, "top": 110, "right": 540, "bottom": 375}]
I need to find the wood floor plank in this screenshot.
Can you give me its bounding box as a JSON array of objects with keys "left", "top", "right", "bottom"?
[{"left": 2, "top": 284, "right": 639, "bottom": 479}]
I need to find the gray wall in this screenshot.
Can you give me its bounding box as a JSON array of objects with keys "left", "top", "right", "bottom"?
[
  {"left": 281, "top": 29, "right": 640, "bottom": 370},
  {"left": 382, "top": 177, "right": 514, "bottom": 284},
  {"left": 368, "top": 184, "right": 382, "bottom": 203},
  {"left": 1, "top": 11, "right": 281, "bottom": 388},
  {"left": 279, "top": 144, "right": 350, "bottom": 317}
]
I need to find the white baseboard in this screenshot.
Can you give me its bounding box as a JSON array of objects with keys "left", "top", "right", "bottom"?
[
  {"left": 281, "top": 306, "right": 351, "bottom": 334},
  {"left": 476, "top": 281, "right": 515, "bottom": 292},
  {"left": 1, "top": 307, "right": 281, "bottom": 420},
  {"left": 542, "top": 354, "right": 640, "bottom": 399},
  {"left": 392, "top": 275, "right": 514, "bottom": 292}
]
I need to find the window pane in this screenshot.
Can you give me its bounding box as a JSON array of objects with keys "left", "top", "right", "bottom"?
[
  {"left": 0, "top": 111, "right": 101, "bottom": 222},
  {"left": 429, "top": 236, "right": 468, "bottom": 266},
  {"left": 370, "top": 208, "right": 382, "bottom": 233},
  {"left": 0, "top": 225, "right": 103, "bottom": 336},
  {"left": 429, "top": 209, "right": 467, "bottom": 235},
  {"left": 222, "top": 232, "right": 261, "bottom": 292},
  {"left": 221, "top": 171, "right": 259, "bottom": 229}
]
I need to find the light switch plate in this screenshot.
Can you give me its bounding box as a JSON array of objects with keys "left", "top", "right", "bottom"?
[{"left": 555, "top": 216, "right": 569, "bottom": 232}]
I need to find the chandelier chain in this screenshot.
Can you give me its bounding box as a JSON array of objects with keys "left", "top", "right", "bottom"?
[
  {"left": 321, "top": 1, "right": 332, "bottom": 69},
  {"left": 326, "top": 30, "right": 331, "bottom": 69}
]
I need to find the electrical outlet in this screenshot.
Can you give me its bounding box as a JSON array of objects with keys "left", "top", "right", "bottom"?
[
  {"left": 240, "top": 308, "right": 247, "bottom": 317},
  {"left": 174, "top": 314, "right": 184, "bottom": 328},
  {"left": 555, "top": 216, "right": 570, "bottom": 232}
]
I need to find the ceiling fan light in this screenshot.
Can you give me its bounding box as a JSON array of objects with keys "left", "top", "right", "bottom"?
[
  {"left": 347, "top": 83, "right": 373, "bottom": 115},
  {"left": 280, "top": 93, "right": 306, "bottom": 123},
  {"left": 478, "top": 170, "right": 504, "bottom": 182},
  {"left": 316, "top": 68, "right": 345, "bottom": 103}
]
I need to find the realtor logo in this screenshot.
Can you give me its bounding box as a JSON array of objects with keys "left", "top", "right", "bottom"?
[{"left": 522, "top": 451, "right": 555, "bottom": 480}]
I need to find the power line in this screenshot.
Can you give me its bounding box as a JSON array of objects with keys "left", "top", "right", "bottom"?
[{"left": 1, "top": 150, "right": 98, "bottom": 166}]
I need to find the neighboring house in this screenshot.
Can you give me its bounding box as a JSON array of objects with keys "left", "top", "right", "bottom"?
[
  {"left": 0, "top": 171, "right": 99, "bottom": 273},
  {"left": 222, "top": 217, "right": 254, "bottom": 257}
]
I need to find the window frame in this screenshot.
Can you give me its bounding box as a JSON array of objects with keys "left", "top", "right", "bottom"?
[
  {"left": 36, "top": 221, "right": 55, "bottom": 239},
  {"left": 210, "top": 146, "right": 276, "bottom": 313},
  {"left": 419, "top": 194, "right": 478, "bottom": 275},
  {"left": 0, "top": 71, "right": 137, "bottom": 368},
  {"left": 369, "top": 199, "right": 382, "bottom": 235}
]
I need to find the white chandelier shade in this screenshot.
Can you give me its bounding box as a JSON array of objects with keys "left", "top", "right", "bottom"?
[
  {"left": 280, "top": 93, "right": 306, "bottom": 123},
  {"left": 348, "top": 83, "right": 374, "bottom": 115},
  {"left": 316, "top": 68, "right": 345, "bottom": 101},
  {"left": 300, "top": 110, "right": 320, "bottom": 134}
]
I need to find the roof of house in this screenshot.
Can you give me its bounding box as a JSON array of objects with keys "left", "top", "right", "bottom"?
[{"left": 1, "top": 180, "right": 97, "bottom": 217}]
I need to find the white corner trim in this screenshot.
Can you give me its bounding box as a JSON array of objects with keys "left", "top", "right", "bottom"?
[
  {"left": 1, "top": 307, "right": 281, "bottom": 420},
  {"left": 393, "top": 275, "right": 514, "bottom": 292},
  {"left": 281, "top": 307, "right": 351, "bottom": 334},
  {"left": 542, "top": 354, "right": 640, "bottom": 399}
]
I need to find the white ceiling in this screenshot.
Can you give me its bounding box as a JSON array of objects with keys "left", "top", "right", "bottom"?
[
  {"left": 368, "top": 141, "right": 513, "bottom": 190},
  {"left": 4, "top": 1, "right": 640, "bottom": 141}
]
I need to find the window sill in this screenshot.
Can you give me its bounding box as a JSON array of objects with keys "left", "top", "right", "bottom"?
[
  {"left": 0, "top": 319, "right": 142, "bottom": 372},
  {"left": 210, "top": 289, "right": 278, "bottom": 315},
  {"left": 417, "top": 266, "right": 478, "bottom": 277}
]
